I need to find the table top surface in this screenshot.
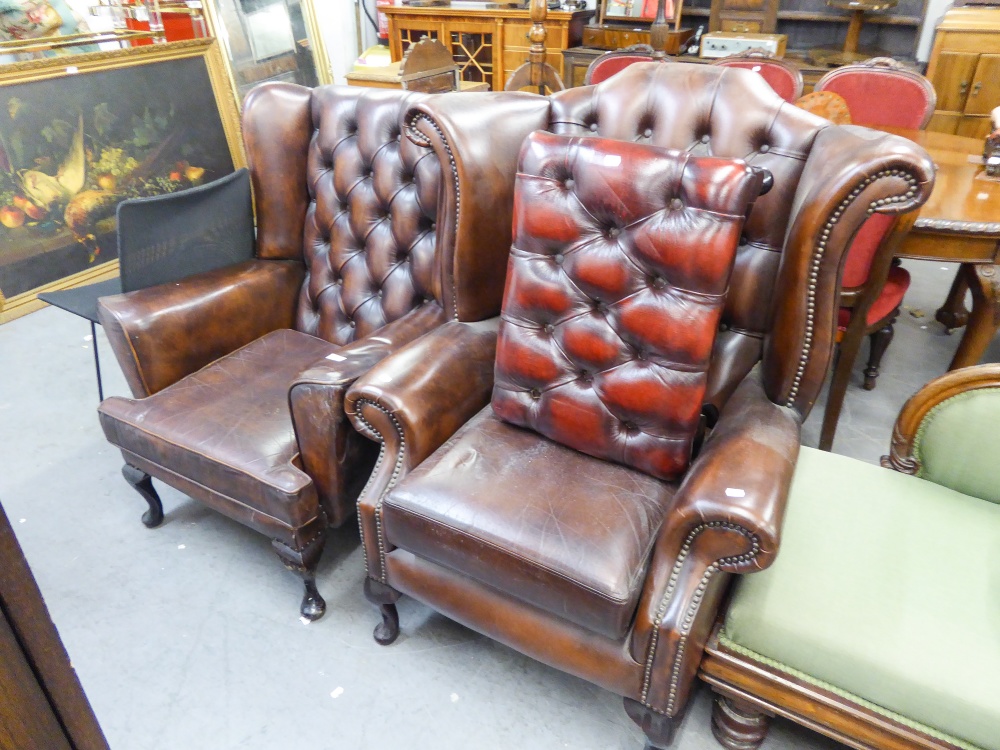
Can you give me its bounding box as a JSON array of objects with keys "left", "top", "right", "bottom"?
[{"left": 878, "top": 127, "right": 1000, "bottom": 236}]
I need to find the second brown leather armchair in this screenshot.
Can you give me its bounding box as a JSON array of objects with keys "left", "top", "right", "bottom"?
[{"left": 344, "top": 62, "right": 935, "bottom": 747}]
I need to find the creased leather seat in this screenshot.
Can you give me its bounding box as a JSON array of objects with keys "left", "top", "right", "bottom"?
[
  {"left": 383, "top": 408, "right": 676, "bottom": 640},
  {"left": 342, "top": 62, "right": 936, "bottom": 749},
  {"left": 96, "top": 84, "right": 546, "bottom": 619}
]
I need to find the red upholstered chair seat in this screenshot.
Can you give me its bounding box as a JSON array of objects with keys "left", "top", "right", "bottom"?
[
  {"left": 838, "top": 265, "right": 911, "bottom": 330},
  {"left": 491, "top": 132, "right": 762, "bottom": 480}
]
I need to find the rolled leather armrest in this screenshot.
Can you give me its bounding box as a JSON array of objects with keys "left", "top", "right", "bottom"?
[
  {"left": 97, "top": 259, "right": 304, "bottom": 398},
  {"left": 627, "top": 368, "right": 801, "bottom": 716},
  {"left": 345, "top": 318, "right": 498, "bottom": 583},
  {"left": 287, "top": 303, "right": 448, "bottom": 527},
  {"left": 404, "top": 93, "right": 550, "bottom": 321},
  {"left": 345, "top": 317, "right": 499, "bottom": 468},
  {"left": 765, "top": 126, "right": 935, "bottom": 416}
]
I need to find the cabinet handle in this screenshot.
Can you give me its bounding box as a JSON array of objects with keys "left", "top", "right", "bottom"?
[
  {"left": 972, "top": 81, "right": 982, "bottom": 96},
  {"left": 959, "top": 81, "right": 968, "bottom": 96}
]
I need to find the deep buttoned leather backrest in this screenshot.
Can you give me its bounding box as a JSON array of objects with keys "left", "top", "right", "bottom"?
[
  {"left": 243, "top": 84, "right": 444, "bottom": 346},
  {"left": 492, "top": 132, "right": 763, "bottom": 480},
  {"left": 548, "top": 62, "right": 827, "bottom": 408}
]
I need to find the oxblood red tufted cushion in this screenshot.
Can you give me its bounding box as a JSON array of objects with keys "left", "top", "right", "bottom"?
[{"left": 492, "top": 131, "right": 765, "bottom": 480}]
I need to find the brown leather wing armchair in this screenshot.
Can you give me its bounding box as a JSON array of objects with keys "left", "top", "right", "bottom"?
[
  {"left": 96, "top": 83, "right": 548, "bottom": 619},
  {"left": 343, "top": 62, "right": 935, "bottom": 747}
]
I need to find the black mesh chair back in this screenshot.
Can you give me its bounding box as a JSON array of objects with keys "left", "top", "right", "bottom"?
[{"left": 117, "top": 168, "right": 255, "bottom": 293}]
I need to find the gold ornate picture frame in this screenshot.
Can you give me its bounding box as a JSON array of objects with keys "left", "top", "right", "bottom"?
[{"left": 0, "top": 37, "right": 244, "bottom": 323}]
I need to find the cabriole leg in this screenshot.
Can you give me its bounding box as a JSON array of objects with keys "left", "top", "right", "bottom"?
[
  {"left": 273, "top": 533, "right": 327, "bottom": 621},
  {"left": 121, "top": 464, "right": 163, "bottom": 528},
  {"left": 364, "top": 577, "right": 401, "bottom": 645}
]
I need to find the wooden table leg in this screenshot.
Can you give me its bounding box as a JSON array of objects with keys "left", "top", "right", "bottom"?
[
  {"left": 935, "top": 267, "right": 970, "bottom": 331},
  {"left": 844, "top": 10, "right": 864, "bottom": 54},
  {"left": 948, "top": 263, "right": 1000, "bottom": 370}
]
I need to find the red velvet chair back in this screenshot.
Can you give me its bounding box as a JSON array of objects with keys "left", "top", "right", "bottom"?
[
  {"left": 584, "top": 46, "right": 656, "bottom": 85},
  {"left": 713, "top": 56, "right": 804, "bottom": 103},
  {"left": 492, "top": 131, "right": 765, "bottom": 480},
  {"left": 814, "top": 58, "right": 936, "bottom": 129}
]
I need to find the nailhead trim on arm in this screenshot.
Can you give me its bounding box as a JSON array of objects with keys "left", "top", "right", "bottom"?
[{"left": 639, "top": 520, "right": 761, "bottom": 715}]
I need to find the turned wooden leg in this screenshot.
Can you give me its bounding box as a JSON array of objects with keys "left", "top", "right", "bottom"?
[
  {"left": 272, "top": 533, "right": 327, "bottom": 621},
  {"left": 121, "top": 464, "right": 163, "bottom": 528},
  {"left": 711, "top": 695, "right": 771, "bottom": 750},
  {"left": 949, "top": 263, "right": 1000, "bottom": 370},
  {"left": 936, "top": 267, "right": 970, "bottom": 332},
  {"left": 624, "top": 697, "right": 678, "bottom": 749},
  {"left": 364, "top": 578, "right": 401, "bottom": 645},
  {"left": 863, "top": 312, "right": 898, "bottom": 390}
]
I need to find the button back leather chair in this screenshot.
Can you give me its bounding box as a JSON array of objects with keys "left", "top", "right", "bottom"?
[
  {"left": 96, "top": 83, "right": 544, "bottom": 619},
  {"left": 343, "top": 63, "right": 935, "bottom": 747}
]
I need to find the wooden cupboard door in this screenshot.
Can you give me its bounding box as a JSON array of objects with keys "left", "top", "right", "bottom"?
[
  {"left": 393, "top": 20, "right": 445, "bottom": 61},
  {"left": 965, "top": 53, "right": 1000, "bottom": 116},
  {"left": 931, "top": 51, "right": 980, "bottom": 113},
  {"left": 446, "top": 21, "right": 497, "bottom": 87}
]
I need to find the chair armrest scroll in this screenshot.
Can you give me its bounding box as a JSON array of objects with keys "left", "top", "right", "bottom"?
[
  {"left": 404, "top": 93, "right": 550, "bottom": 321},
  {"left": 882, "top": 363, "right": 1000, "bottom": 474},
  {"left": 345, "top": 318, "right": 498, "bottom": 583},
  {"left": 97, "top": 259, "right": 303, "bottom": 398},
  {"left": 628, "top": 368, "right": 801, "bottom": 716},
  {"left": 765, "top": 126, "right": 935, "bottom": 417}
]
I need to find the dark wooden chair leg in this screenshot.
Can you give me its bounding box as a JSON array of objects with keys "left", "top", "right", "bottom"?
[
  {"left": 272, "top": 533, "right": 327, "bottom": 621},
  {"left": 121, "top": 464, "right": 163, "bottom": 528},
  {"left": 819, "top": 322, "right": 867, "bottom": 451},
  {"left": 711, "top": 694, "right": 771, "bottom": 750},
  {"left": 624, "top": 697, "right": 678, "bottom": 749},
  {"left": 863, "top": 312, "right": 898, "bottom": 390},
  {"left": 364, "top": 578, "right": 401, "bottom": 645}
]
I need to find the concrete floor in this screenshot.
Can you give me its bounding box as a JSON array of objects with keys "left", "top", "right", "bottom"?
[{"left": 1, "top": 258, "right": 994, "bottom": 750}]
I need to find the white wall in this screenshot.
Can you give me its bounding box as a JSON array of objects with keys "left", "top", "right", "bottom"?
[
  {"left": 312, "top": 0, "right": 365, "bottom": 83},
  {"left": 916, "top": 0, "right": 952, "bottom": 62}
]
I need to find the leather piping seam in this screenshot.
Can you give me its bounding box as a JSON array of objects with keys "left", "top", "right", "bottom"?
[
  {"left": 382, "top": 501, "right": 643, "bottom": 608},
  {"left": 786, "top": 168, "right": 920, "bottom": 406},
  {"left": 639, "top": 520, "right": 761, "bottom": 715},
  {"left": 117, "top": 448, "right": 317, "bottom": 533},
  {"left": 351, "top": 397, "right": 407, "bottom": 583},
  {"left": 404, "top": 111, "right": 460, "bottom": 322}
]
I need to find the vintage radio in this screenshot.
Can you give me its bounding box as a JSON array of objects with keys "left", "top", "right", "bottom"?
[{"left": 699, "top": 31, "right": 787, "bottom": 58}]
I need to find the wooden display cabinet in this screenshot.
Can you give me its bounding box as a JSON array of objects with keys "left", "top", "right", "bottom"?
[
  {"left": 381, "top": 2, "right": 593, "bottom": 90},
  {"left": 925, "top": 7, "right": 1000, "bottom": 140}
]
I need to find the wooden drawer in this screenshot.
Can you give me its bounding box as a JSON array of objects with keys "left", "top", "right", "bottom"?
[
  {"left": 503, "top": 49, "right": 565, "bottom": 78},
  {"left": 582, "top": 25, "right": 650, "bottom": 50},
  {"left": 720, "top": 18, "right": 763, "bottom": 32},
  {"left": 928, "top": 112, "right": 962, "bottom": 134}
]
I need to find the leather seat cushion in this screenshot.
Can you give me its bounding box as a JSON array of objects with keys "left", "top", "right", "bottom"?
[
  {"left": 722, "top": 447, "right": 1000, "bottom": 750},
  {"left": 99, "top": 329, "right": 337, "bottom": 529},
  {"left": 382, "top": 407, "right": 676, "bottom": 640}
]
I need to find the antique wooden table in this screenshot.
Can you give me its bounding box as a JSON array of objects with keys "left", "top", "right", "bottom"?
[{"left": 880, "top": 126, "right": 1000, "bottom": 369}]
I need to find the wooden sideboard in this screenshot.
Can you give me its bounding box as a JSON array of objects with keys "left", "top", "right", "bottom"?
[
  {"left": 561, "top": 47, "right": 829, "bottom": 90},
  {"left": 925, "top": 7, "right": 1000, "bottom": 140},
  {"left": 381, "top": 3, "right": 593, "bottom": 91}
]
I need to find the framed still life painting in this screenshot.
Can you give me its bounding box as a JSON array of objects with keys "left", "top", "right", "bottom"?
[{"left": 0, "top": 37, "right": 244, "bottom": 322}]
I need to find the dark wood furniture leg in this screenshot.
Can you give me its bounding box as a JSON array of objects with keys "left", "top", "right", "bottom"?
[
  {"left": 711, "top": 694, "right": 772, "bottom": 750},
  {"left": 624, "top": 698, "right": 679, "bottom": 749},
  {"left": 935, "top": 267, "right": 970, "bottom": 332},
  {"left": 364, "top": 577, "right": 401, "bottom": 645},
  {"left": 948, "top": 263, "right": 1000, "bottom": 370},
  {"left": 272, "top": 534, "right": 327, "bottom": 621},
  {"left": 863, "top": 310, "right": 898, "bottom": 390},
  {"left": 121, "top": 464, "right": 164, "bottom": 528},
  {"left": 819, "top": 321, "right": 867, "bottom": 451}
]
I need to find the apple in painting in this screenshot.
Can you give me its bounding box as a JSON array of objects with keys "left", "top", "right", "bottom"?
[
  {"left": 0, "top": 205, "right": 26, "bottom": 228},
  {"left": 12, "top": 195, "right": 45, "bottom": 220}
]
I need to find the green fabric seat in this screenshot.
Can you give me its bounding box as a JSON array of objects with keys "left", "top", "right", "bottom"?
[{"left": 721, "top": 446, "right": 1000, "bottom": 750}]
